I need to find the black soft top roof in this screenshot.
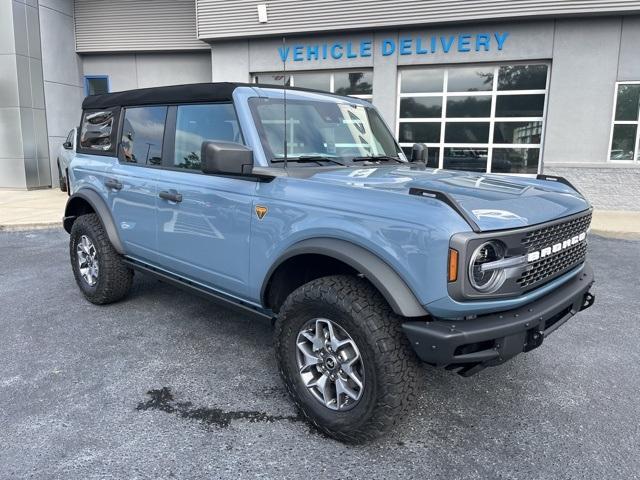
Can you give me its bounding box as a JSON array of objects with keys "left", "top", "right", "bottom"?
[
  {"left": 82, "top": 82, "right": 246, "bottom": 109},
  {"left": 81, "top": 82, "right": 341, "bottom": 110}
]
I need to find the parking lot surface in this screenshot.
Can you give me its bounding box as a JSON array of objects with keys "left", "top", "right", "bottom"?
[{"left": 1, "top": 229, "right": 639, "bottom": 479}]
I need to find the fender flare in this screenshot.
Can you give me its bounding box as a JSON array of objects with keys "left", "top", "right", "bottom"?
[
  {"left": 63, "top": 189, "right": 125, "bottom": 254},
  {"left": 261, "top": 238, "right": 429, "bottom": 318}
]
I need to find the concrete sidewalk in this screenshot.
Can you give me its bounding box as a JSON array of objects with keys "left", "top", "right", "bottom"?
[
  {"left": 0, "top": 188, "right": 638, "bottom": 238},
  {"left": 0, "top": 189, "right": 67, "bottom": 230}
]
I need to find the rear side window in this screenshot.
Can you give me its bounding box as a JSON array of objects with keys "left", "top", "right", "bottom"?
[
  {"left": 171, "top": 103, "right": 240, "bottom": 170},
  {"left": 79, "top": 109, "right": 117, "bottom": 153},
  {"left": 120, "top": 106, "right": 167, "bottom": 165}
]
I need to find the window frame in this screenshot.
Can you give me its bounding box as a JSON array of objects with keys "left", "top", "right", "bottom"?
[
  {"left": 84, "top": 75, "right": 110, "bottom": 96},
  {"left": 608, "top": 81, "right": 640, "bottom": 164},
  {"left": 396, "top": 61, "right": 551, "bottom": 175},
  {"left": 252, "top": 69, "right": 373, "bottom": 100}
]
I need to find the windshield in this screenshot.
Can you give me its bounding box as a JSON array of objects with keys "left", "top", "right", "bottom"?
[{"left": 249, "top": 97, "right": 405, "bottom": 165}]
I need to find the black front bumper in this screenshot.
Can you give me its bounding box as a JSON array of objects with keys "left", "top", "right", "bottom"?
[{"left": 402, "top": 264, "right": 595, "bottom": 376}]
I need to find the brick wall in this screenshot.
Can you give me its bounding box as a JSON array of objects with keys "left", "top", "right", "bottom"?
[{"left": 545, "top": 167, "right": 640, "bottom": 211}]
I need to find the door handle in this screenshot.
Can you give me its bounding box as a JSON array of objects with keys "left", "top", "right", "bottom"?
[
  {"left": 159, "top": 190, "right": 183, "bottom": 203},
  {"left": 105, "top": 178, "right": 123, "bottom": 191}
]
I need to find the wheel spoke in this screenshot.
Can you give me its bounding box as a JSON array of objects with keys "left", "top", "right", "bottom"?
[
  {"left": 296, "top": 341, "right": 320, "bottom": 373},
  {"left": 340, "top": 362, "right": 363, "bottom": 389},
  {"left": 336, "top": 377, "right": 359, "bottom": 401}
]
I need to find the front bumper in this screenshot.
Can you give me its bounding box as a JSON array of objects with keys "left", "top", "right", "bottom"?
[{"left": 402, "top": 263, "right": 595, "bottom": 376}]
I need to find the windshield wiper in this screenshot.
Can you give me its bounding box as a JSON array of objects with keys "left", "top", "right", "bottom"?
[
  {"left": 272, "top": 156, "right": 347, "bottom": 166},
  {"left": 351, "top": 155, "right": 403, "bottom": 163}
]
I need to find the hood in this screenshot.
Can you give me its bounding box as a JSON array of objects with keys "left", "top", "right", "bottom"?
[{"left": 305, "top": 165, "right": 590, "bottom": 232}]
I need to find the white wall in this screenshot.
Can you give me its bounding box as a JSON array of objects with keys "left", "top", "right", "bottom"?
[{"left": 82, "top": 52, "right": 212, "bottom": 92}]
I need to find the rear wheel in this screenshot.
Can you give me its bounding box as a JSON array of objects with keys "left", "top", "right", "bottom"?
[
  {"left": 70, "top": 214, "right": 133, "bottom": 304},
  {"left": 274, "top": 275, "right": 419, "bottom": 443}
]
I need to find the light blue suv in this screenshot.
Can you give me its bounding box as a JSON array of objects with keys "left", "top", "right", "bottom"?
[{"left": 63, "top": 82, "right": 595, "bottom": 442}]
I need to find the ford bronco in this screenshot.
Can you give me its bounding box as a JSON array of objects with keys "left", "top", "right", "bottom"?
[{"left": 63, "top": 82, "right": 594, "bottom": 442}]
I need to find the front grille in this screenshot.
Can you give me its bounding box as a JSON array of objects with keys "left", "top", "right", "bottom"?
[{"left": 517, "top": 213, "right": 592, "bottom": 289}]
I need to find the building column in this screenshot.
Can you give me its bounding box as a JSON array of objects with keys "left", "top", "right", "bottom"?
[
  {"left": 38, "top": 0, "right": 84, "bottom": 189},
  {"left": 372, "top": 31, "right": 399, "bottom": 132},
  {"left": 0, "top": 0, "right": 50, "bottom": 189}
]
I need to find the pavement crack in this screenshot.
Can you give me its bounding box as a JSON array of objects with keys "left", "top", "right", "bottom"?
[{"left": 136, "top": 387, "right": 302, "bottom": 428}]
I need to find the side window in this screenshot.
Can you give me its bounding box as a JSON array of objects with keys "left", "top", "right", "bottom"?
[
  {"left": 120, "top": 106, "right": 167, "bottom": 165},
  {"left": 79, "top": 109, "right": 117, "bottom": 153},
  {"left": 172, "top": 103, "right": 240, "bottom": 170}
]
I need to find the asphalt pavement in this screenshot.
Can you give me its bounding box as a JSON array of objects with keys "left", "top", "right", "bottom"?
[{"left": 1, "top": 229, "right": 639, "bottom": 479}]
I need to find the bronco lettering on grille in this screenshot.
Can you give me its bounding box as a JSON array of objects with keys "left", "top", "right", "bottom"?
[{"left": 526, "top": 231, "right": 587, "bottom": 263}]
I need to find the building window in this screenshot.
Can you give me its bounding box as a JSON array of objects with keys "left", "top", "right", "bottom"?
[
  {"left": 397, "top": 63, "right": 549, "bottom": 174},
  {"left": 253, "top": 70, "right": 373, "bottom": 99},
  {"left": 609, "top": 83, "right": 640, "bottom": 162},
  {"left": 84, "top": 76, "right": 110, "bottom": 96}
]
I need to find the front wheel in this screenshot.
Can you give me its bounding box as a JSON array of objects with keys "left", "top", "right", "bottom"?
[
  {"left": 70, "top": 213, "right": 133, "bottom": 304},
  {"left": 274, "top": 275, "right": 420, "bottom": 443}
]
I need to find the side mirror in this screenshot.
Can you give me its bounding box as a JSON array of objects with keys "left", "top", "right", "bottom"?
[
  {"left": 201, "top": 141, "right": 254, "bottom": 176},
  {"left": 411, "top": 143, "right": 427, "bottom": 163},
  {"left": 63, "top": 141, "right": 73, "bottom": 150}
]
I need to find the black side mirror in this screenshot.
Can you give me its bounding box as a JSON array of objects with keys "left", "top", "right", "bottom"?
[
  {"left": 63, "top": 141, "right": 73, "bottom": 150},
  {"left": 411, "top": 143, "right": 427, "bottom": 163},
  {"left": 201, "top": 141, "right": 254, "bottom": 176}
]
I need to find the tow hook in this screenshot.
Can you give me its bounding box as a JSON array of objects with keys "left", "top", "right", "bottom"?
[{"left": 580, "top": 292, "right": 595, "bottom": 311}]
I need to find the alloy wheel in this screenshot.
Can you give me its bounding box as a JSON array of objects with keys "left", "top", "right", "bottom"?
[
  {"left": 296, "top": 318, "right": 365, "bottom": 411},
  {"left": 76, "top": 235, "right": 99, "bottom": 286}
]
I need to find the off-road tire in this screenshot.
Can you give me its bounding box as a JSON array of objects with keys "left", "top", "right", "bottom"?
[
  {"left": 70, "top": 213, "right": 133, "bottom": 304},
  {"left": 274, "top": 275, "right": 420, "bottom": 443},
  {"left": 57, "top": 161, "right": 67, "bottom": 192}
]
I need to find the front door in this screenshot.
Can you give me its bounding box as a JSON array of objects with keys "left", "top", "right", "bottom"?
[
  {"left": 154, "top": 103, "right": 254, "bottom": 298},
  {"left": 107, "top": 105, "right": 168, "bottom": 263}
]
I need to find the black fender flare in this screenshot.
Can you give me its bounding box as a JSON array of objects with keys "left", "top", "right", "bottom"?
[
  {"left": 261, "top": 238, "right": 429, "bottom": 318},
  {"left": 63, "top": 189, "right": 125, "bottom": 254}
]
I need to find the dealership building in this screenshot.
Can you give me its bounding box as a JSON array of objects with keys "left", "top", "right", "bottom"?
[{"left": 1, "top": 0, "right": 640, "bottom": 209}]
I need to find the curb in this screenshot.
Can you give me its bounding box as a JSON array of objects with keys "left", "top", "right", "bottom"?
[
  {"left": 591, "top": 229, "right": 640, "bottom": 240},
  {"left": 0, "top": 222, "right": 63, "bottom": 232}
]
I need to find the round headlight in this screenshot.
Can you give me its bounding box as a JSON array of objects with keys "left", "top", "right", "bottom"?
[{"left": 468, "top": 240, "right": 507, "bottom": 293}]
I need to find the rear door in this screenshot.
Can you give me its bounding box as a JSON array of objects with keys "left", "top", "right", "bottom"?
[
  {"left": 106, "top": 105, "right": 168, "bottom": 263},
  {"left": 154, "top": 103, "right": 255, "bottom": 298}
]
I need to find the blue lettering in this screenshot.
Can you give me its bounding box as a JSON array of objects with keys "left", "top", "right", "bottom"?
[
  {"left": 322, "top": 44, "right": 328, "bottom": 59},
  {"left": 278, "top": 46, "right": 290, "bottom": 62},
  {"left": 330, "top": 43, "right": 343, "bottom": 59},
  {"left": 399, "top": 38, "right": 412, "bottom": 55},
  {"left": 346, "top": 41, "right": 357, "bottom": 59},
  {"left": 475, "top": 34, "right": 491, "bottom": 52},
  {"left": 382, "top": 39, "right": 396, "bottom": 56},
  {"left": 495, "top": 32, "right": 509, "bottom": 50},
  {"left": 293, "top": 45, "right": 303, "bottom": 61},
  {"left": 360, "top": 40, "right": 372, "bottom": 57},
  {"left": 415, "top": 37, "right": 429, "bottom": 54},
  {"left": 306, "top": 45, "right": 319, "bottom": 61},
  {"left": 458, "top": 34, "right": 471, "bottom": 52},
  {"left": 440, "top": 36, "right": 455, "bottom": 53},
  {"left": 431, "top": 36, "right": 437, "bottom": 53}
]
